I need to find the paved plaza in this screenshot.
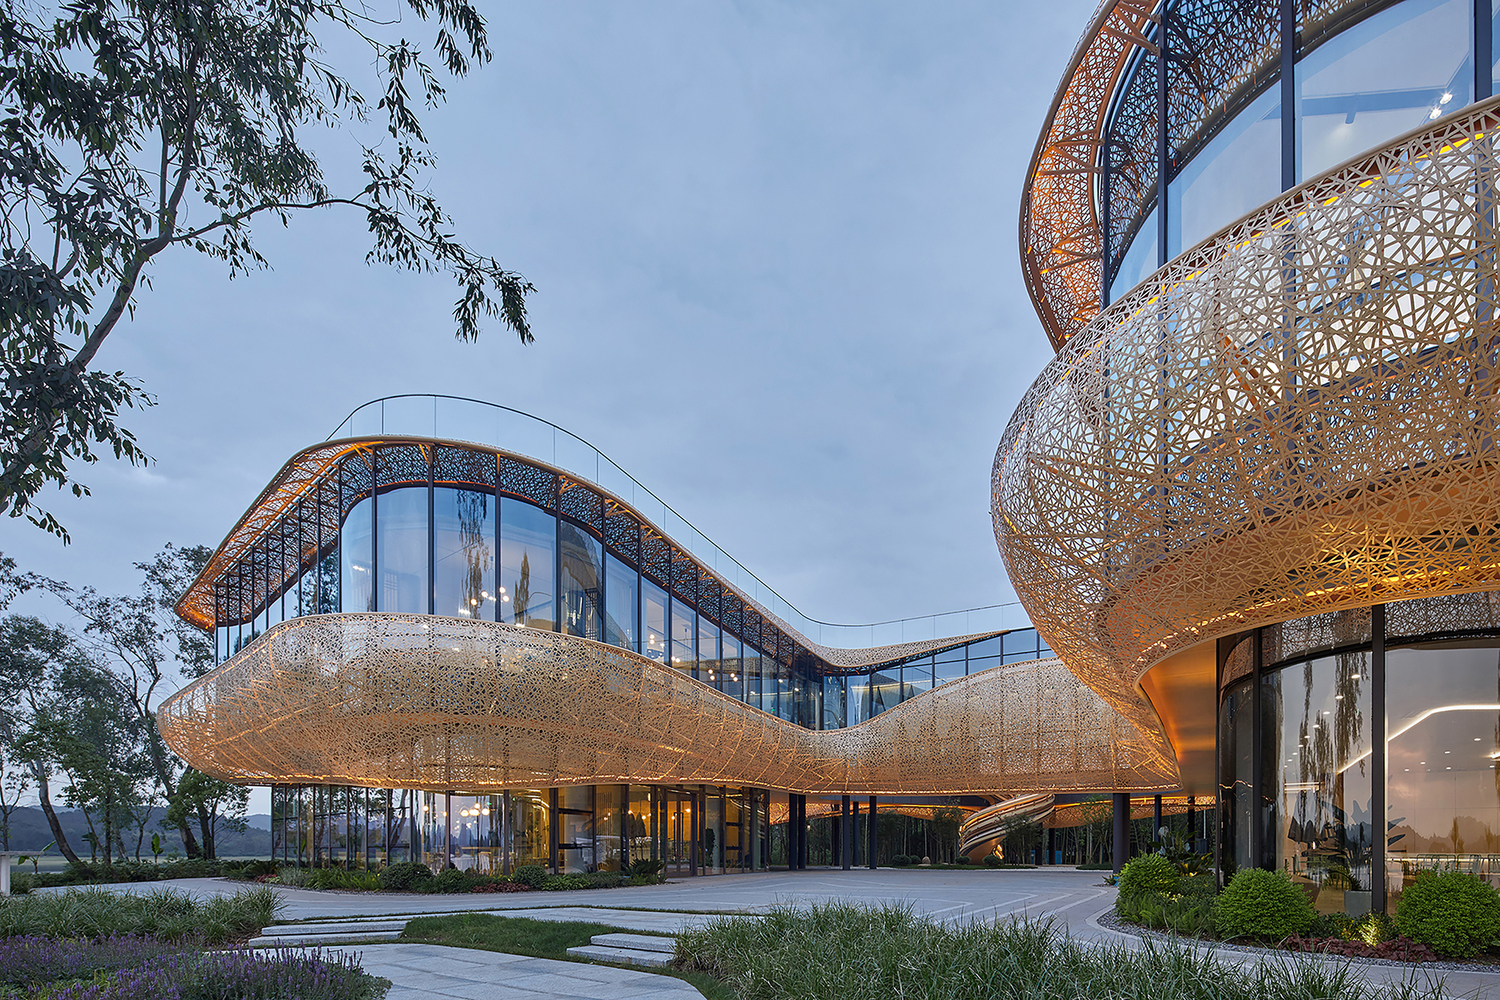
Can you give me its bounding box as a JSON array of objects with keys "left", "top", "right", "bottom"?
[{"left": 60, "top": 868, "right": 1500, "bottom": 998}]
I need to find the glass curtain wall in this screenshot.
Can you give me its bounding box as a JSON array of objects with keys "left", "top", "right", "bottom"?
[
  {"left": 1218, "top": 601, "right": 1500, "bottom": 913},
  {"left": 1107, "top": 0, "right": 1490, "bottom": 299}
]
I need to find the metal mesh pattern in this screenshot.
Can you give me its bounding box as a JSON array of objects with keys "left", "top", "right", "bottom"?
[
  {"left": 157, "top": 614, "right": 1176, "bottom": 795},
  {"left": 998, "top": 97, "right": 1500, "bottom": 754}
]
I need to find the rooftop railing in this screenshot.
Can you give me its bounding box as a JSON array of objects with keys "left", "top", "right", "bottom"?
[{"left": 330, "top": 395, "right": 1027, "bottom": 649}]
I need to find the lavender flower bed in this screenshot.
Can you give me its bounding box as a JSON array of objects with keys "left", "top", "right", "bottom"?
[
  {"left": 0, "top": 944, "right": 388, "bottom": 1000},
  {"left": 0, "top": 936, "right": 181, "bottom": 986}
]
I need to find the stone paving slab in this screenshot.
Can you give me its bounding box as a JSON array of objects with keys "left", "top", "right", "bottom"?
[{"left": 323, "top": 943, "right": 703, "bottom": 1000}]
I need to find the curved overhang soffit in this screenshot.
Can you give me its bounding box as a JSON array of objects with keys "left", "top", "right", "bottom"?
[
  {"left": 173, "top": 436, "right": 1002, "bottom": 674},
  {"left": 157, "top": 614, "right": 1178, "bottom": 796},
  {"left": 997, "top": 96, "right": 1500, "bottom": 743},
  {"left": 1024, "top": 0, "right": 1395, "bottom": 351}
]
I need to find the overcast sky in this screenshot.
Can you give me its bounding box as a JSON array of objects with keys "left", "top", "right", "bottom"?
[{"left": 2, "top": 3, "right": 1089, "bottom": 814}]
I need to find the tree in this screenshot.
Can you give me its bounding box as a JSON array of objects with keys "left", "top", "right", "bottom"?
[
  {"left": 32, "top": 544, "right": 213, "bottom": 857},
  {"left": 0, "top": 761, "right": 28, "bottom": 850},
  {"left": 163, "top": 767, "right": 247, "bottom": 860},
  {"left": 0, "top": 614, "right": 88, "bottom": 862},
  {"left": 1, "top": 0, "right": 535, "bottom": 541}
]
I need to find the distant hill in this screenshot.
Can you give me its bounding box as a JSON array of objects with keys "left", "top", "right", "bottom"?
[{"left": 0, "top": 806, "right": 270, "bottom": 858}]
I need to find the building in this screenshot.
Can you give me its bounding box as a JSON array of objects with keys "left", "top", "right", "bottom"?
[
  {"left": 1000, "top": 0, "right": 1500, "bottom": 913},
  {"left": 161, "top": 398, "right": 1172, "bottom": 875}
]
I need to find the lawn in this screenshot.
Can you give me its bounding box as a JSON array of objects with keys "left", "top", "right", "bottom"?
[{"left": 400, "top": 913, "right": 733, "bottom": 1000}]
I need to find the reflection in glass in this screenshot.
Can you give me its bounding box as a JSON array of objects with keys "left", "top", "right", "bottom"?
[
  {"left": 1168, "top": 84, "right": 1281, "bottom": 257},
  {"left": 434, "top": 488, "right": 495, "bottom": 620},
  {"left": 559, "top": 522, "right": 602, "bottom": 641},
  {"left": 1110, "top": 206, "right": 1159, "bottom": 302},
  {"left": 341, "top": 497, "right": 373, "bottom": 613},
  {"left": 870, "top": 670, "right": 898, "bottom": 717},
  {"left": 1265, "top": 653, "right": 1372, "bottom": 914},
  {"left": 902, "top": 657, "right": 933, "bottom": 701},
  {"left": 671, "top": 599, "right": 696, "bottom": 672},
  {"left": 823, "top": 674, "right": 846, "bottom": 729},
  {"left": 500, "top": 498, "right": 555, "bottom": 630},
  {"left": 699, "top": 619, "right": 722, "bottom": 685},
  {"left": 377, "top": 486, "right": 429, "bottom": 613},
  {"left": 603, "top": 554, "right": 637, "bottom": 649},
  {"left": 718, "top": 633, "right": 742, "bottom": 699},
  {"left": 744, "top": 648, "right": 763, "bottom": 711},
  {"left": 935, "top": 647, "right": 966, "bottom": 687},
  {"left": 848, "top": 673, "right": 870, "bottom": 725},
  {"left": 1218, "top": 675, "right": 1253, "bottom": 876},
  {"left": 1296, "top": 0, "right": 1471, "bottom": 180},
  {"left": 641, "top": 578, "right": 667, "bottom": 662},
  {"left": 1386, "top": 642, "right": 1500, "bottom": 904}
]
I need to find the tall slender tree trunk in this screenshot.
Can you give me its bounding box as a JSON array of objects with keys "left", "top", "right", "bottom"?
[{"left": 30, "top": 763, "right": 80, "bottom": 864}]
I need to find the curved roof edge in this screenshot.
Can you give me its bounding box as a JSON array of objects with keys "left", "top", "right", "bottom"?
[{"left": 175, "top": 435, "right": 1012, "bottom": 672}]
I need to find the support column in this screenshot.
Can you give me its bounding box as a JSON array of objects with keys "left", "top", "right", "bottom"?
[
  {"left": 851, "top": 800, "right": 860, "bottom": 867},
  {"left": 1047, "top": 826, "right": 1056, "bottom": 866},
  {"left": 689, "top": 791, "right": 698, "bottom": 878},
  {"left": 1112, "top": 792, "right": 1130, "bottom": 874},
  {"left": 867, "top": 796, "right": 877, "bottom": 869},
  {"left": 1153, "top": 795, "right": 1163, "bottom": 839},
  {"left": 1373, "top": 604, "right": 1388, "bottom": 913},
  {"left": 748, "top": 790, "right": 760, "bottom": 871},
  {"left": 840, "top": 795, "right": 852, "bottom": 870}
]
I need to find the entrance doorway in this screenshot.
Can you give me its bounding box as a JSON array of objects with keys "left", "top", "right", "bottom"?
[{"left": 664, "top": 789, "right": 694, "bottom": 875}]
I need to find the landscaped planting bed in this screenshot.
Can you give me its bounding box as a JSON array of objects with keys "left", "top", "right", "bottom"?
[
  {"left": 1113, "top": 844, "right": 1500, "bottom": 965},
  {"left": 673, "top": 901, "right": 1449, "bottom": 1000},
  {"left": 264, "top": 859, "right": 668, "bottom": 893},
  {"left": 0, "top": 887, "right": 389, "bottom": 998}
]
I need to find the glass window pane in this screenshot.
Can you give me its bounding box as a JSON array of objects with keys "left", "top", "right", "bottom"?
[
  {"left": 1265, "top": 652, "right": 1372, "bottom": 912},
  {"left": 699, "top": 619, "right": 722, "bottom": 685},
  {"left": 935, "top": 653, "right": 965, "bottom": 687},
  {"left": 822, "top": 674, "right": 846, "bottom": 729},
  {"left": 745, "top": 649, "right": 764, "bottom": 711},
  {"left": 719, "top": 633, "right": 742, "bottom": 699},
  {"left": 341, "top": 496, "right": 373, "bottom": 613},
  {"left": 1168, "top": 84, "right": 1281, "bottom": 257},
  {"left": 604, "top": 554, "right": 637, "bottom": 649},
  {"left": 1219, "top": 675, "right": 1254, "bottom": 876},
  {"left": 1297, "top": 0, "right": 1471, "bottom": 181},
  {"left": 671, "top": 599, "right": 696, "bottom": 672},
  {"left": 847, "top": 673, "right": 871, "bottom": 725},
  {"left": 1387, "top": 641, "right": 1500, "bottom": 906},
  {"left": 870, "top": 670, "right": 898, "bottom": 717},
  {"left": 641, "top": 579, "right": 668, "bottom": 662},
  {"left": 559, "top": 521, "right": 602, "bottom": 640},
  {"left": 434, "top": 488, "right": 495, "bottom": 620},
  {"left": 378, "top": 486, "right": 429, "bottom": 613},
  {"left": 500, "top": 498, "right": 556, "bottom": 630},
  {"left": 1109, "top": 206, "right": 1159, "bottom": 302},
  {"left": 902, "top": 657, "right": 933, "bottom": 701}
]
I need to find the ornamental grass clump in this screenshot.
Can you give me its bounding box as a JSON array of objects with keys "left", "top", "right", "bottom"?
[
  {"left": 1213, "top": 868, "right": 1314, "bottom": 941},
  {"left": 0, "top": 886, "right": 282, "bottom": 945},
  {"left": 673, "top": 902, "right": 1443, "bottom": 1000},
  {"left": 1393, "top": 869, "right": 1500, "bottom": 958},
  {"left": 12, "top": 947, "right": 389, "bottom": 1000}
]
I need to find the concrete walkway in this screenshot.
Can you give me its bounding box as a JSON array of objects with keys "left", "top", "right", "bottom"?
[
  {"left": 53, "top": 868, "right": 1500, "bottom": 998},
  {"left": 319, "top": 943, "right": 703, "bottom": 1000}
]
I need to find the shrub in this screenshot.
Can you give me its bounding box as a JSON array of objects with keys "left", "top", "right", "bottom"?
[
  {"left": 0, "top": 887, "right": 281, "bottom": 945},
  {"left": 512, "top": 865, "right": 549, "bottom": 889},
  {"left": 541, "top": 874, "right": 590, "bottom": 891},
  {"left": 1214, "top": 869, "right": 1314, "bottom": 941},
  {"left": 1117, "top": 854, "right": 1180, "bottom": 901},
  {"left": 1393, "top": 868, "right": 1500, "bottom": 959},
  {"left": 378, "top": 862, "right": 433, "bottom": 892},
  {"left": 586, "top": 872, "right": 627, "bottom": 889},
  {"left": 955, "top": 855, "right": 971, "bottom": 865},
  {"left": 982, "top": 855, "right": 1002, "bottom": 868},
  {"left": 433, "top": 868, "right": 469, "bottom": 893},
  {"left": 624, "top": 859, "right": 664, "bottom": 878},
  {"left": 891, "top": 855, "right": 912, "bottom": 868},
  {"left": 306, "top": 868, "right": 380, "bottom": 892}
]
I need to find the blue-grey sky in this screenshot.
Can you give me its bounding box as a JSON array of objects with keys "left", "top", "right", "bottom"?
[{"left": 3, "top": 2, "right": 1086, "bottom": 647}]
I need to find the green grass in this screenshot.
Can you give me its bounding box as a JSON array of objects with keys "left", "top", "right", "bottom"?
[
  {"left": 0, "top": 885, "right": 283, "bottom": 945},
  {"left": 673, "top": 902, "right": 1448, "bottom": 1000},
  {"left": 400, "top": 913, "right": 733, "bottom": 1000}
]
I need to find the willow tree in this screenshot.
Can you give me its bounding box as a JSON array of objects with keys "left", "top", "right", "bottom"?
[{"left": 1, "top": 0, "right": 534, "bottom": 540}]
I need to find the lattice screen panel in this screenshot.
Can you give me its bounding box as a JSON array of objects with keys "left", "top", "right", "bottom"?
[
  {"left": 998, "top": 97, "right": 1500, "bottom": 758},
  {"left": 158, "top": 614, "right": 1176, "bottom": 795}
]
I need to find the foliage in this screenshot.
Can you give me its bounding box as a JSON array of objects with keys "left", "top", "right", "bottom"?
[
  {"left": 0, "top": 886, "right": 281, "bottom": 944},
  {"left": 2, "top": 946, "right": 389, "bottom": 999},
  {"left": 21, "top": 858, "right": 246, "bottom": 888},
  {"left": 376, "top": 862, "right": 433, "bottom": 892},
  {"left": 673, "top": 902, "right": 1441, "bottom": 1000},
  {"left": 511, "top": 864, "right": 548, "bottom": 889},
  {"left": 0, "top": 934, "right": 181, "bottom": 984},
  {"left": 0, "top": 0, "right": 535, "bottom": 541},
  {"left": 1214, "top": 869, "right": 1315, "bottom": 941},
  {"left": 892, "top": 854, "right": 914, "bottom": 867},
  {"left": 305, "top": 868, "right": 381, "bottom": 892},
  {"left": 1145, "top": 826, "right": 1214, "bottom": 880},
  {"left": 1116, "top": 890, "right": 1217, "bottom": 937},
  {"left": 1117, "top": 855, "right": 1180, "bottom": 899},
  {"left": 1284, "top": 933, "right": 1436, "bottom": 962},
  {"left": 955, "top": 855, "right": 971, "bottom": 865},
  {"left": 625, "top": 858, "right": 665, "bottom": 878},
  {"left": 982, "top": 854, "right": 1003, "bottom": 868},
  {"left": 1392, "top": 868, "right": 1500, "bottom": 959}
]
